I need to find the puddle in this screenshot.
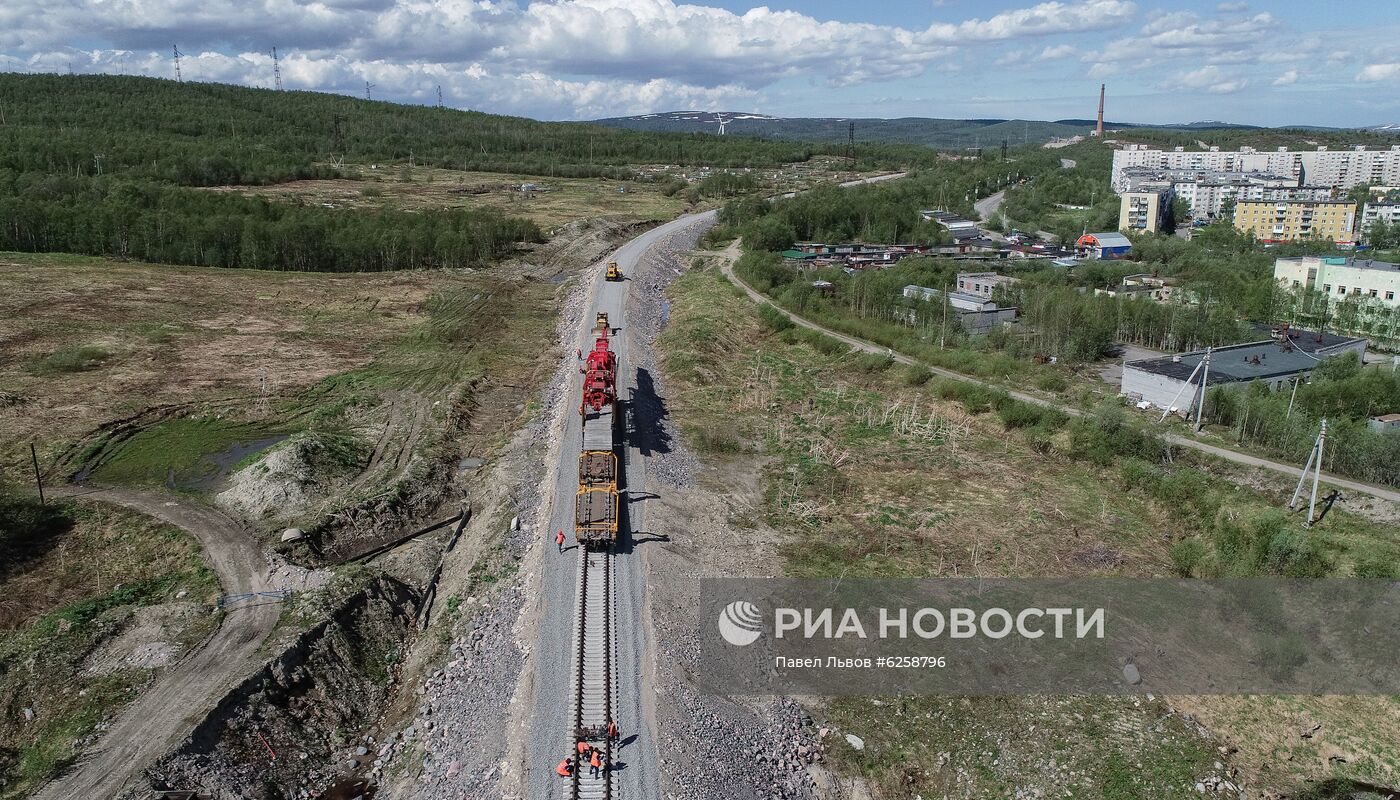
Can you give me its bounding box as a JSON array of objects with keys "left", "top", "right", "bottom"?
[
  {"left": 167, "top": 434, "right": 289, "bottom": 492},
  {"left": 459, "top": 456, "right": 485, "bottom": 472},
  {"left": 548, "top": 271, "right": 569, "bottom": 285},
  {"left": 658, "top": 298, "right": 671, "bottom": 329}
]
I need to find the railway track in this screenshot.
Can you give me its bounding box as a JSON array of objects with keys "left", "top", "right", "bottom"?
[{"left": 569, "top": 545, "right": 617, "bottom": 799}]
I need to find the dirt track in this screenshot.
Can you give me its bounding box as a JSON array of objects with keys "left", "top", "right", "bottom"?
[
  {"left": 33, "top": 487, "right": 278, "bottom": 800},
  {"left": 718, "top": 247, "right": 1400, "bottom": 505}
]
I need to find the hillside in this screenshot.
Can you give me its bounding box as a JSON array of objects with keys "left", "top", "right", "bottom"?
[
  {"left": 0, "top": 75, "right": 840, "bottom": 186},
  {"left": 595, "top": 110, "right": 1095, "bottom": 148},
  {"left": 597, "top": 110, "right": 1400, "bottom": 151}
]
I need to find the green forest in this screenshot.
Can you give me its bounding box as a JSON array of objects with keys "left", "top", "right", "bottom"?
[{"left": 0, "top": 74, "right": 938, "bottom": 272}]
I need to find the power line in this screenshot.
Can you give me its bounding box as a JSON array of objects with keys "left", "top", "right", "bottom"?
[{"left": 272, "top": 46, "right": 283, "bottom": 91}]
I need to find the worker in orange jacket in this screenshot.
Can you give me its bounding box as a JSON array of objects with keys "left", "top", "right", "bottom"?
[
  {"left": 606, "top": 719, "right": 618, "bottom": 741},
  {"left": 556, "top": 756, "right": 575, "bottom": 777},
  {"left": 589, "top": 749, "right": 605, "bottom": 778},
  {"left": 576, "top": 740, "right": 591, "bottom": 759},
  {"left": 556, "top": 529, "right": 566, "bottom": 553}
]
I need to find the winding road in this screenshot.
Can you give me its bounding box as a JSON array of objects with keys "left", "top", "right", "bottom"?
[
  {"left": 34, "top": 487, "right": 278, "bottom": 800},
  {"left": 718, "top": 246, "right": 1400, "bottom": 505}
]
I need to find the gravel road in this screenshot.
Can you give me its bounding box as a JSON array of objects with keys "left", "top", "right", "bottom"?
[{"left": 33, "top": 487, "right": 278, "bottom": 800}]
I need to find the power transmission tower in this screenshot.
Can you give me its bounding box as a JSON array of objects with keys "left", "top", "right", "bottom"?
[
  {"left": 848, "top": 121, "right": 855, "bottom": 160},
  {"left": 1288, "top": 419, "right": 1328, "bottom": 527},
  {"left": 436, "top": 84, "right": 443, "bottom": 108},
  {"left": 272, "top": 46, "right": 283, "bottom": 91},
  {"left": 1001, "top": 139, "right": 1008, "bottom": 161},
  {"left": 364, "top": 81, "right": 374, "bottom": 101},
  {"left": 173, "top": 45, "right": 183, "bottom": 83}
]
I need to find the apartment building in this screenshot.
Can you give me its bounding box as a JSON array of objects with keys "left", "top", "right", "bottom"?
[
  {"left": 1274, "top": 256, "right": 1400, "bottom": 306},
  {"left": 1112, "top": 144, "right": 1400, "bottom": 193},
  {"left": 1362, "top": 202, "right": 1400, "bottom": 233},
  {"left": 1233, "top": 199, "right": 1356, "bottom": 242},
  {"left": 1118, "top": 187, "right": 1172, "bottom": 233}
]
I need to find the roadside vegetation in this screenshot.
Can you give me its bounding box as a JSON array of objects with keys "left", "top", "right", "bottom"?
[
  {"left": 660, "top": 263, "right": 1400, "bottom": 795},
  {"left": 0, "top": 488, "right": 219, "bottom": 798}
]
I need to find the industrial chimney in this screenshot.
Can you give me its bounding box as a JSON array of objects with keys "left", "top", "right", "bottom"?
[{"left": 1096, "top": 84, "right": 1105, "bottom": 137}]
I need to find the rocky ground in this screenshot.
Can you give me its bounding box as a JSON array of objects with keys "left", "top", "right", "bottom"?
[
  {"left": 622, "top": 236, "right": 828, "bottom": 800},
  {"left": 374, "top": 238, "right": 603, "bottom": 800}
]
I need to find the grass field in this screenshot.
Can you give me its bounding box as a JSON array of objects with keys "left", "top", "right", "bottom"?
[
  {"left": 204, "top": 165, "right": 689, "bottom": 231},
  {"left": 202, "top": 158, "right": 877, "bottom": 232},
  {"left": 0, "top": 251, "right": 553, "bottom": 493},
  {"left": 657, "top": 263, "right": 1400, "bottom": 796},
  {"left": 0, "top": 494, "right": 219, "bottom": 798}
]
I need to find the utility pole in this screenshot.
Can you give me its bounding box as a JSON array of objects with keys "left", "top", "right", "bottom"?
[
  {"left": 272, "top": 46, "right": 283, "bottom": 91},
  {"left": 1193, "top": 347, "right": 1211, "bottom": 432},
  {"left": 436, "top": 84, "right": 443, "bottom": 108},
  {"left": 30, "top": 442, "right": 45, "bottom": 505},
  {"left": 365, "top": 81, "right": 374, "bottom": 101},
  {"left": 1001, "top": 138, "right": 1008, "bottom": 161},
  {"left": 173, "top": 45, "right": 183, "bottom": 83},
  {"left": 1288, "top": 419, "right": 1328, "bottom": 527},
  {"left": 1286, "top": 374, "right": 1301, "bottom": 418},
  {"left": 848, "top": 121, "right": 855, "bottom": 161}
]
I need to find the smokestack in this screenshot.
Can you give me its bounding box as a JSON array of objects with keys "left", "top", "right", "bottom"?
[{"left": 1096, "top": 84, "right": 1105, "bottom": 137}]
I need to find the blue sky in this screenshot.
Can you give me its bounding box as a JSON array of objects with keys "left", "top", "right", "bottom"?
[{"left": 2, "top": 0, "right": 1398, "bottom": 125}]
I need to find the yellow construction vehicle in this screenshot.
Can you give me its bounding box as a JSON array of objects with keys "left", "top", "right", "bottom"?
[
  {"left": 595, "top": 311, "right": 610, "bottom": 332},
  {"left": 605, "top": 261, "right": 623, "bottom": 281}
]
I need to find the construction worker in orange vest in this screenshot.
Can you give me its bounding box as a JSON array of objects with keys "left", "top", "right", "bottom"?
[
  {"left": 556, "top": 529, "right": 566, "bottom": 553},
  {"left": 556, "top": 756, "right": 574, "bottom": 777},
  {"left": 606, "top": 719, "right": 618, "bottom": 741},
  {"left": 589, "top": 749, "right": 605, "bottom": 778},
  {"left": 576, "top": 740, "right": 591, "bottom": 760}
]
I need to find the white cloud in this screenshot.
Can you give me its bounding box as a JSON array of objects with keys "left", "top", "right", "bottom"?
[
  {"left": 1171, "top": 65, "right": 1248, "bottom": 94},
  {"left": 1216, "top": 1, "right": 1248, "bottom": 12},
  {"left": 1272, "top": 69, "right": 1298, "bottom": 86},
  {"left": 1357, "top": 63, "right": 1400, "bottom": 82},
  {"left": 1039, "top": 44, "right": 1077, "bottom": 60}
]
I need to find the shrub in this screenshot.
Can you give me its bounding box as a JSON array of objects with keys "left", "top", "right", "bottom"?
[
  {"left": 1169, "top": 538, "right": 1208, "bottom": 577},
  {"left": 853, "top": 352, "right": 895, "bottom": 373},
  {"left": 758, "top": 303, "right": 793, "bottom": 333},
  {"left": 1035, "top": 371, "right": 1069, "bottom": 393},
  {"left": 903, "top": 364, "right": 933, "bottom": 386}
]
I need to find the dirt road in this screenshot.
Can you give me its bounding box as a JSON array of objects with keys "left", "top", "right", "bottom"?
[
  {"left": 718, "top": 249, "right": 1400, "bottom": 505},
  {"left": 34, "top": 487, "right": 278, "bottom": 800}
]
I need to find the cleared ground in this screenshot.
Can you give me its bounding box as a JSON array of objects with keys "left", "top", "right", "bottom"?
[
  {"left": 202, "top": 159, "right": 870, "bottom": 232},
  {"left": 0, "top": 496, "right": 219, "bottom": 799},
  {"left": 657, "top": 262, "right": 1400, "bottom": 796}
]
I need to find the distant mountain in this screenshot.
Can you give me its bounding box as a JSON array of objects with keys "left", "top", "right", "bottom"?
[
  {"left": 594, "top": 111, "right": 1093, "bottom": 148},
  {"left": 591, "top": 111, "right": 1282, "bottom": 148}
]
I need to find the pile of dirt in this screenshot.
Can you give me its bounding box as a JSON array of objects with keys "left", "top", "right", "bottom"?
[
  {"left": 128, "top": 576, "right": 419, "bottom": 800},
  {"left": 215, "top": 433, "right": 337, "bottom": 523}
]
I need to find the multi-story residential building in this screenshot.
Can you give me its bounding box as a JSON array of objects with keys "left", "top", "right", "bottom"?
[
  {"left": 1112, "top": 144, "right": 1400, "bottom": 193},
  {"left": 1118, "top": 187, "right": 1173, "bottom": 233},
  {"left": 1274, "top": 256, "right": 1400, "bottom": 306},
  {"left": 1233, "top": 200, "right": 1356, "bottom": 243},
  {"left": 1361, "top": 202, "right": 1400, "bottom": 235}
]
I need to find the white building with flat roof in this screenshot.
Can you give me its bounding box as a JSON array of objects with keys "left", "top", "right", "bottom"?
[{"left": 1274, "top": 256, "right": 1400, "bottom": 307}]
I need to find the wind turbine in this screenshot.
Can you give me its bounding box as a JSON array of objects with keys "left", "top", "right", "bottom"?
[{"left": 716, "top": 114, "right": 729, "bottom": 136}]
